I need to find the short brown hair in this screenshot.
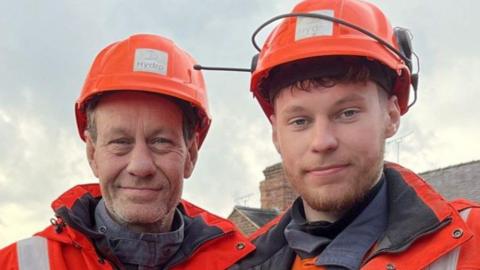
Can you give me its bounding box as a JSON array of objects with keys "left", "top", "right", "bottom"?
[{"left": 259, "top": 56, "right": 397, "bottom": 105}]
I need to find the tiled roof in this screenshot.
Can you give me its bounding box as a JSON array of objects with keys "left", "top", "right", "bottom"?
[
  {"left": 420, "top": 160, "right": 480, "bottom": 202},
  {"left": 233, "top": 205, "right": 279, "bottom": 228}
]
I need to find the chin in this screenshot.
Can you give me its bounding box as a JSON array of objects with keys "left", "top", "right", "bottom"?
[{"left": 301, "top": 184, "right": 362, "bottom": 212}]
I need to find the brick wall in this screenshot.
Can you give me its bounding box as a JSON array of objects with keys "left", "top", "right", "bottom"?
[{"left": 260, "top": 163, "right": 298, "bottom": 211}]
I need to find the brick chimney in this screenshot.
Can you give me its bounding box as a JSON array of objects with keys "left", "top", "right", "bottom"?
[{"left": 259, "top": 163, "right": 298, "bottom": 211}]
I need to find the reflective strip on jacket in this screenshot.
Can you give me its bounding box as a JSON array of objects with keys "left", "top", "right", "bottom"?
[
  {"left": 232, "top": 163, "right": 480, "bottom": 270},
  {"left": 0, "top": 184, "right": 255, "bottom": 270}
]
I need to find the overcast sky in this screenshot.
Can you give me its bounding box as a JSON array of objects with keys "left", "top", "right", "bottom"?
[{"left": 1, "top": 0, "right": 479, "bottom": 247}]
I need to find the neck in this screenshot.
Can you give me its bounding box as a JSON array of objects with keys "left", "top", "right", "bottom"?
[
  {"left": 108, "top": 208, "right": 176, "bottom": 234},
  {"left": 126, "top": 213, "right": 175, "bottom": 233},
  {"left": 95, "top": 200, "right": 185, "bottom": 268},
  {"left": 302, "top": 200, "right": 344, "bottom": 223}
]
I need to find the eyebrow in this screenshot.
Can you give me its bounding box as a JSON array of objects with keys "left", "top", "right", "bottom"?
[
  {"left": 282, "top": 105, "right": 307, "bottom": 116},
  {"left": 333, "top": 93, "right": 366, "bottom": 107},
  {"left": 106, "top": 126, "right": 179, "bottom": 137},
  {"left": 282, "top": 93, "right": 367, "bottom": 115},
  {"left": 149, "top": 128, "right": 173, "bottom": 137},
  {"left": 107, "top": 127, "right": 130, "bottom": 137}
]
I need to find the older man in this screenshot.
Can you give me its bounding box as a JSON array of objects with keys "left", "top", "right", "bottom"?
[
  {"left": 0, "top": 34, "right": 253, "bottom": 269},
  {"left": 231, "top": 0, "right": 480, "bottom": 269}
]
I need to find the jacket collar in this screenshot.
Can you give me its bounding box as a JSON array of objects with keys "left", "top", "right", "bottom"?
[
  {"left": 374, "top": 166, "right": 447, "bottom": 253},
  {"left": 41, "top": 184, "right": 255, "bottom": 269},
  {"left": 362, "top": 164, "right": 473, "bottom": 268},
  {"left": 247, "top": 164, "right": 473, "bottom": 269}
]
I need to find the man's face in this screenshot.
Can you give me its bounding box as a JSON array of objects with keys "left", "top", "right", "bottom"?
[
  {"left": 270, "top": 81, "right": 400, "bottom": 216},
  {"left": 85, "top": 92, "right": 197, "bottom": 231}
]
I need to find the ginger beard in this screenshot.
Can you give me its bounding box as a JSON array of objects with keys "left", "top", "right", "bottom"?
[{"left": 283, "top": 142, "right": 385, "bottom": 213}]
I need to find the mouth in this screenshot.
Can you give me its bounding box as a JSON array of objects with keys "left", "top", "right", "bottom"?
[
  {"left": 118, "top": 186, "right": 163, "bottom": 200},
  {"left": 305, "top": 164, "right": 349, "bottom": 177},
  {"left": 119, "top": 186, "right": 162, "bottom": 191}
]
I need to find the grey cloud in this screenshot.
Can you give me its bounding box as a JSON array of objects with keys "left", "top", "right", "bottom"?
[{"left": 1, "top": 0, "right": 479, "bottom": 246}]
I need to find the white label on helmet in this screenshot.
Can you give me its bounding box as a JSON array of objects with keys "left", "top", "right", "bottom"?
[
  {"left": 134, "top": 48, "right": 168, "bottom": 75},
  {"left": 295, "top": 9, "right": 334, "bottom": 41}
]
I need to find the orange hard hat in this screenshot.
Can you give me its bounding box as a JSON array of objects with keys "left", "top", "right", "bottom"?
[
  {"left": 75, "top": 34, "right": 211, "bottom": 147},
  {"left": 250, "top": 0, "right": 418, "bottom": 117}
]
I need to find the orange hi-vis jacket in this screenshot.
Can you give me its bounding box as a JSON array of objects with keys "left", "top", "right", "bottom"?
[
  {"left": 0, "top": 184, "right": 255, "bottom": 270},
  {"left": 232, "top": 163, "right": 480, "bottom": 270}
]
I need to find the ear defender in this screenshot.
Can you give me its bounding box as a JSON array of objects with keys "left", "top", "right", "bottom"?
[
  {"left": 394, "top": 28, "right": 413, "bottom": 71},
  {"left": 394, "top": 27, "right": 419, "bottom": 104}
]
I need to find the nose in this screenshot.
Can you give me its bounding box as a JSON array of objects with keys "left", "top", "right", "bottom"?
[
  {"left": 310, "top": 120, "right": 339, "bottom": 153},
  {"left": 126, "top": 141, "right": 156, "bottom": 178}
]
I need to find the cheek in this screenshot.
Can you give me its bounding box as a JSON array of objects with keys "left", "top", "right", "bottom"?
[
  {"left": 276, "top": 127, "right": 309, "bottom": 156},
  {"left": 338, "top": 121, "right": 384, "bottom": 151},
  {"left": 171, "top": 179, "right": 184, "bottom": 195},
  {"left": 94, "top": 152, "right": 128, "bottom": 182},
  {"left": 153, "top": 154, "right": 187, "bottom": 178},
  {"left": 278, "top": 142, "right": 304, "bottom": 176},
  {"left": 155, "top": 157, "right": 185, "bottom": 204}
]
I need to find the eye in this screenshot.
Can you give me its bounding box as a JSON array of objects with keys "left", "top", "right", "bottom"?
[
  {"left": 107, "top": 137, "right": 133, "bottom": 155},
  {"left": 288, "top": 117, "right": 309, "bottom": 129},
  {"left": 109, "top": 138, "right": 132, "bottom": 145},
  {"left": 151, "top": 137, "right": 173, "bottom": 145},
  {"left": 337, "top": 108, "right": 360, "bottom": 121},
  {"left": 292, "top": 119, "right": 306, "bottom": 125},
  {"left": 149, "top": 137, "right": 176, "bottom": 153}
]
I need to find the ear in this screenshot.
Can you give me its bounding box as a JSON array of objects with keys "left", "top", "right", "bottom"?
[
  {"left": 85, "top": 130, "right": 99, "bottom": 178},
  {"left": 183, "top": 133, "right": 199, "bottom": 179},
  {"left": 270, "top": 114, "right": 281, "bottom": 155},
  {"left": 385, "top": 95, "right": 401, "bottom": 138}
]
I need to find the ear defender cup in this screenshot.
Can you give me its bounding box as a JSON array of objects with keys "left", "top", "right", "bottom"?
[
  {"left": 394, "top": 27, "right": 419, "bottom": 101},
  {"left": 394, "top": 28, "right": 413, "bottom": 71}
]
